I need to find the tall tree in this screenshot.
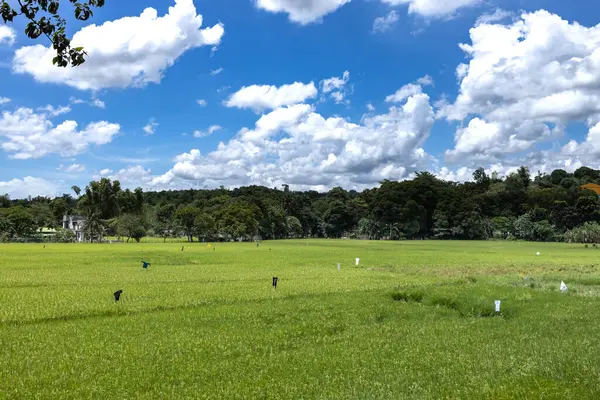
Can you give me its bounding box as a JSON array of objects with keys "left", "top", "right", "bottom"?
[{"left": 175, "top": 206, "right": 199, "bottom": 242}]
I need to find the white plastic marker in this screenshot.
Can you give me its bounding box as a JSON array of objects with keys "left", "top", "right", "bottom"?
[
  {"left": 560, "top": 281, "right": 568, "bottom": 292},
  {"left": 495, "top": 300, "right": 501, "bottom": 312},
  {"left": 355, "top": 258, "right": 360, "bottom": 266},
  {"left": 337, "top": 263, "right": 341, "bottom": 272},
  {"left": 536, "top": 252, "right": 541, "bottom": 256}
]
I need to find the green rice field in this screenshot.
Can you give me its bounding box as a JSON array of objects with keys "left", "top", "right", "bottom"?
[{"left": 1, "top": 240, "right": 600, "bottom": 399}]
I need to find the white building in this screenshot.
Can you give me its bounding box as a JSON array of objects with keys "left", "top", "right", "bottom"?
[{"left": 62, "top": 215, "right": 87, "bottom": 242}]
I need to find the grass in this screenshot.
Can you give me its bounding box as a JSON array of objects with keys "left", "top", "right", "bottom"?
[{"left": 1, "top": 240, "right": 600, "bottom": 398}]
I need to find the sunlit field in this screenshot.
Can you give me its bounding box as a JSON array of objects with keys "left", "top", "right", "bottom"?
[{"left": 1, "top": 240, "right": 600, "bottom": 399}]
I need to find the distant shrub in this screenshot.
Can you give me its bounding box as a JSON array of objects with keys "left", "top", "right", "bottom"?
[
  {"left": 391, "top": 291, "right": 424, "bottom": 303},
  {"left": 431, "top": 296, "right": 459, "bottom": 310},
  {"left": 564, "top": 222, "right": 600, "bottom": 244}
]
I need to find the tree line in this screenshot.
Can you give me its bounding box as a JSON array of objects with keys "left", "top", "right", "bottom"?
[{"left": 1, "top": 166, "right": 600, "bottom": 243}]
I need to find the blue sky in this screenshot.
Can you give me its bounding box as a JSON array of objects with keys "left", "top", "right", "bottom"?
[{"left": 0, "top": 0, "right": 598, "bottom": 198}]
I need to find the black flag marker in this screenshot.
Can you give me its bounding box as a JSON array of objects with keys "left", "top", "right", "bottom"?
[
  {"left": 114, "top": 290, "right": 123, "bottom": 302},
  {"left": 182, "top": 246, "right": 184, "bottom": 251},
  {"left": 142, "top": 261, "right": 151, "bottom": 269},
  {"left": 272, "top": 277, "right": 278, "bottom": 289}
]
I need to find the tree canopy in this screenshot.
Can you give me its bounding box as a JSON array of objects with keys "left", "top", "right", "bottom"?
[{"left": 1, "top": 165, "right": 600, "bottom": 243}]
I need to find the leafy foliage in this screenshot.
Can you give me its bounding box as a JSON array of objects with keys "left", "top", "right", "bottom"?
[{"left": 0, "top": 0, "right": 105, "bottom": 67}]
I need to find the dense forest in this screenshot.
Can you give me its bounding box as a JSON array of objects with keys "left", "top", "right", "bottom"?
[{"left": 1, "top": 166, "right": 600, "bottom": 243}]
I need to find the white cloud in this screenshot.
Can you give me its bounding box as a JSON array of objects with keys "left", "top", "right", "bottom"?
[
  {"left": 386, "top": 83, "right": 422, "bottom": 103},
  {"left": 381, "top": 0, "right": 479, "bottom": 18},
  {"left": 320, "top": 71, "right": 351, "bottom": 104},
  {"left": 150, "top": 89, "right": 435, "bottom": 191},
  {"left": 366, "top": 103, "right": 375, "bottom": 112},
  {"left": 0, "top": 177, "right": 60, "bottom": 199},
  {"left": 0, "top": 107, "right": 120, "bottom": 159},
  {"left": 475, "top": 9, "right": 513, "bottom": 26},
  {"left": 99, "top": 169, "right": 113, "bottom": 176},
  {"left": 442, "top": 10, "right": 600, "bottom": 167},
  {"left": 436, "top": 166, "right": 475, "bottom": 182},
  {"left": 68, "top": 96, "right": 105, "bottom": 108},
  {"left": 254, "top": 0, "right": 351, "bottom": 25},
  {"left": 210, "top": 67, "right": 223, "bottom": 76},
  {"left": 91, "top": 98, "right": 106, "bottom": 109},
  {"left": 69, "top": 97, "right": 86, "bottom": 105},
  {"left": 225, "top": 81, "right": 317, "bottom": 112},
  {"left": 63, "top": 164, "right": 86, "bottom": 173},
  {"left": 194, "top": 125, "right": 223, "bottom": 138},
  {"left": 110, "top": 166, "right": 154, "bottom": 186},
  {"left": 13, "top": 0, "right": 225, "bottom": 91},
  {"left": 239, "top": 104, "right": 313, "bottom": 142},
  {"left": 143, "top": 119, "right": 158, "bottom": 135},
  {"left": 417, "top": 75, "right": 434, "bottom": 86},
  {"left": 0, "top": 25, "right": 15, "bottom": 46},
  {"left": 0, "top": 97, "right": 11, "bottom": 106},
  {"left": 373, "top": 10, "right": 399, "bottom": 33},
  {"left": 38, "top": 105, "right": 72, "bottom": 117},
  {"left": 197, "top": 99, "right": 207, "bottom": 107}
]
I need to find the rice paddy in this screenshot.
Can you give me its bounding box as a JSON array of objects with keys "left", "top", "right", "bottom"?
[{"left": 1, "top": 240, "right": 600, "bottom": 398}]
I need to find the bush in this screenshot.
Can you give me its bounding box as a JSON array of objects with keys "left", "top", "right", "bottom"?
[{"left": 564, "top": 222, "right": 600, "bottom": 244}]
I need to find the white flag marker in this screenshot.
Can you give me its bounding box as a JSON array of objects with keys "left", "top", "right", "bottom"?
[
  {"left": 355, "top": 258, "right": 360, "bottom": 266},
  {"left": 560, "top": 281, "right": 568, "bottom": 292},
  {"left": 495, "top": 300, "right": 501, "bottom": 312},
  {"left": 337, "top": 263, "right": 340, "bottom": 272}
]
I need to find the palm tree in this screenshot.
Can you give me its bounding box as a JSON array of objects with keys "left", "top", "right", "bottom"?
[{"left": 82, "top": 212, "right": 104, "bottom": 242}]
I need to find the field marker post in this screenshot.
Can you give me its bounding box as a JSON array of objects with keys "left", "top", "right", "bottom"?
[
  {"left": 337, "top": 263, "right": 340, "bottom": 272},
  {"left": 560, "top": 281, "right": 568, "bottom": 292},
  {"left": 272, "top": 277, "right": 278, "bottom": 289},
  {"left": 355, "top": 258, "right": 360, "bottom": 266},
  {"left": 495, "top": 300, "right": 501, "bottom": 313}
]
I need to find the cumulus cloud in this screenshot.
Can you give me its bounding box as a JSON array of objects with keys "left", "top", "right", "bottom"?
[
  {"left": 62, "top": 164, "right": 86, "bottom": 173},
  {"left": 143, "top": 119, "right": 158, "bottom": 135},
  {"left": 381, "top": 0, "right": 479, "bottom": 18},
  {"left": 149, "top": 88, "right": 435, "bottom": 191},
  {"left": 225, "top": 81, "right": 317, "bottom": 112},
  {"left": 373, "top": 10, "right": 399, "bottom": 33},
  {"left": 238, "top": 104, "right": 313, "bottom": 142},
  {"left": 38, "top": 105, "right": 72, "bottom": 117},
  {"left": 0, "top": 25, "right": 15, "bottom": 46},
  {"left": 13, "top": 0, "right": 224, "bottom": 91},
  {"left": 0, "top": 97, "right": 11, "bottom": 106},
  {"left": 386, "top": 76, "right": 433, "bottom": 103},
  {"left": 194, "top": 125, "right": 223, "bottom": 138},
  {"left": 366, "top": 103, "right": 375, "bottom": 112},
  {"left": 320, "top": 71, "right": 352, "bottom": 104},
  {"left": 386, "top": 83, "right": 422, "bottom": 103},
  {"left": 254, "top": 0, "right": 351, "bottom": 25},
  {"left": 91, "top": 98, "right": 106, "bottom": 109},
  {"left": 417, "top": 75, "right": 434, "bottom": 86},
  {"left": 0, "top": 108, "right": 120, "bottom": 159},
  {"left": 0, "top": 177, "right": 61, "bottom": 199},
  {"left": 110, "top": 166, "right": 154, "bottom": 186},
  {"left": 197, "top": 99, "right": 207, "bottom": 107},
  {"left": 442, "top": 10, "right": 600, "bottom": 168},
  {"left": 99, "top": 169, "right": 113, "bottom": 176}
]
